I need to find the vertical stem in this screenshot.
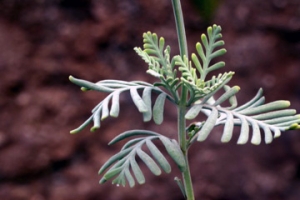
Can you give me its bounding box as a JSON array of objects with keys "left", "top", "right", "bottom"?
[
  {"left": 171, "top": 0, "right": 188, "bottom": 57},
  {"left": 171, "top": 0, "right": 195, "bottom": 200},
  {"left": 178, "top": 104, "right": 195, "bottom": 200}
]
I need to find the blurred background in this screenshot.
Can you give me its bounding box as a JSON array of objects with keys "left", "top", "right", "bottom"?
[{"left": 0, "top": 0, "right": 300, "bottom": 199}]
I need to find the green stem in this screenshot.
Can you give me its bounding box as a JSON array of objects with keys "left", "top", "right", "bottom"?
[
  {"left": 172, "top": 0, "right": 188, "bottom": 57},
  {"left": 178, "top": 103, "right": 195, "bottom": 200},
  {"left": 172, "top": 0, "right": 195, "bottom": 200}
]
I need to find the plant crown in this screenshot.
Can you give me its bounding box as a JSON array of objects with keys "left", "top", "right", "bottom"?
[{"left": 69, "top": 24, "right": 300, "bottom": 192}]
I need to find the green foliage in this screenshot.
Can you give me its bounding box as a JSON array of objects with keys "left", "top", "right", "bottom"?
[
  {"left": 69, "top": 76, "right": 172, "bottom": 133},
  {"left": 186, "top": 87, "right": 299, "bottom": 145},
  {"left": 134, "top": 32, "right": 180, "bottom": 103},
  {"left": 99, "top": 130, "right": 186, "bottom": 187},
  {"left": 69, "top": 20, "right": 299, "bottom": 199}
]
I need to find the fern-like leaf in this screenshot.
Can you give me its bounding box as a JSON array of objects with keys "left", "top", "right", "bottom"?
[
  {"left": 134, "top": 32, "right": 175, "bottom": 79},
  {"left": 99, "top": 130, "right": 186, "bottom": 187},
  {"left": 69, "top": 76, "right": 173, "bottom": 133},
  {"left": 134, "top": 32, "right": 181, "bottom": 103},
  {"left": 186, "top": 88, "right": 300, "bottom": 145},
  {"left": 184, "top": 71, "right": 235, "bottom": 105},
  {"left": 193, "top": 24, "right": 226, "bottom": 79},
  {"left": 176, "top": 24, "right": 227, "bottom": 84}
]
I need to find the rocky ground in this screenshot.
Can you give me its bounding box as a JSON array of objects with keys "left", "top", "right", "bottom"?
[{"left": 0, "top": 0, "right": 300, "bottom": 199}]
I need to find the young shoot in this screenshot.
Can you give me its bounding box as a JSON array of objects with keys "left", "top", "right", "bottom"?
[{"left": 68, "top": 0, "right": 299, "bottom": 199}]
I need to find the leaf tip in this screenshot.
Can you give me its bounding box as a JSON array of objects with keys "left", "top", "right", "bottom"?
[
  {"left": 99, "top": 178, "right": 107, "bottom": 184},
  {"left": 251, "top": 140, "right": 261, "bottom": 145},
  {"left": 234, "top": 85, "right": 241, "bottom": 91},
  {"left": 70, "top": 129, "right": 78, "bottom": 134},
  {"left": 285, "top": 101, "right": 291, "bottom": 107},
  {"left": 80, "top": 87, "right": 88, "bottom": 91},
  {"left": 197, "top": 136, "right": 205, "bottom": 142},
  {"left": 207, "top": 26, "right": 212, "bottom": 32},
  {"left": 146, "top": 69, "right": 161, "bottom": 78},
  {"left": 288, "top": 123, "right": 300, "bottom": 130},
  {"left": 110, "top": 113, "right": 119, "bottom": 118},
  {"left": 237, "top": 141, "right": 247, "bottom": 145},
  {"left": 101, "top": 115, "right": 108, "bottom": 121},
  {"left": 90, "top": 126, "right": 99, "bottom": 132}
]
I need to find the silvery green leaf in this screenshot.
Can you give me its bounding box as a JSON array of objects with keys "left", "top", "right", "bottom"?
[
  {"left": 208, "top": 62, "right": 225, "bottom": 72},
  {"left": 185, "top": 104, "right": 203, "bottom": 120},
  {"left": 130, "top": 87, "right": 148, "bottom": 113},
  {"left": 201, "top": 34, "right": 209, "bottom": 49},
  {"left": 261, "top": 114, "right": 300, "bottom": 124},
  {"left": 147, "top": 69, "right": 162, "bottom": 78},
  {"left": 226, "top": 86, "right": 238, "bottom": 109},
  {"left": 136, "top": 148, "right": 161, "bottom": 176},
  {"left": 196, "top": 42, "right": 206, "bottom": 62},
  {"left": 91, "top": 108, "right": 101, "bottom": 132},
  {"left": 142, "top": 87, "right": 152, "bottom": 122},
  {"left": 124, "top": 168, "right": 135, "bottom": 188},
  {"left": 213, "top": 86, "right": 240, "bottom": 106},
  {"left": 130, "top": 157, "right": 145, "bottom": 185},
  {"left": 159, "top": 136, "right": 186, "bottom": 172},
  {"left": 209, "top": 49, "right": 226, "bottom": 60},
  {"left": 109, "top": 130, "right": 158, "bottom": 145},
  {"left": 69, "top": 76, "right": 113, "bottom": 92},
  {"left": 70, "top": 115, "right": 93, "bottom": 134},
  {"left": 153, "top": 93, "right": 167, "bottom": 125},
  {"left": 112, "top": 174, "right": 126, "bottom": 187},
  {"left": 110, "top": 91, "right": 120, "bottom": 117},
  {"left": 251, "top": 109, "right": 296, "bottom": 120},
  {"left": 103, "top": 167, "right": 122, "bottom": 181},
  {"left": 212, "top": 40, "right": 225, "bottom": 49},
  {"left": 221, "top": 111, "right": 234, "bottom": 143},
  {"left": 190, "top": 86, "right": 299, "bottom": 145},
  {"left": 191, "top": 53, "right": 203, "bottom": 74},
  {"left": 233, "top": 88, "right": 263, "bottom": 112},
  {"left": 159, "top": 37, "right": 165, "bottom": 52},
  {"left": 250, "top": 119, "right": 261, "bottom": 145},
  {"left": 237, "top": 115, "right": 249, "bottom": 144},
  {"left": 263, "top": 126, "right": 273, "bottom": 144},
  {"left": 197, "top": 107, "right": 218, "bottom": 141},
  {"left": 146, "top": 139, "right": 171, "bottom": 173},
  {"left": 101, "top": 97, "right": 110, "bottom": 120},
  {"left": 99, "top": 147, "right": 133, "bottom": 174},
  {"left": 239, "top": 101, "right": 290, "bottom": 115}
]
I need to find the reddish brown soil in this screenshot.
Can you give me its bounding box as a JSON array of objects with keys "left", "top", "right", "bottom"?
[{"left": 0, "top": 0, "right": 300, "bottom": 199}]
